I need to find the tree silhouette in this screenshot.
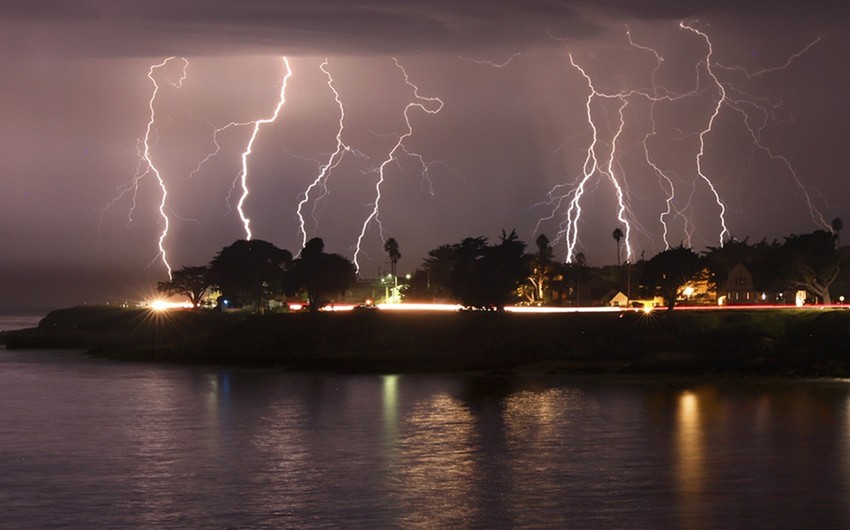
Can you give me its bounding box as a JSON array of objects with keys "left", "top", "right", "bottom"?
[
  {"left": 384, "top": 237, "right": 401, "bottom": 278},
  {"left": 451, "top": 230, "right": 527, "bottom": 309},
  {"left": 555, "top": 252, "right": 591, "bottom": 306},
  {"left": 777, "top": 230, "right": 842, "bottom": 304},
  {"left": 481, "top": 229, "right": 528, "bottom": 309},
  {"left": 642, "top": 245, "right": 704, "bottom": 312},
  {"left": 157, "top": 265, "right": 212, "bottom": 308},
  {"left": 208, "top": 239, "right": 292, "bottom": 312},
  {"left": 612, "top": 228, "right": 624, "bottom": 267},
  {"left": 286, "top": 237, "right": 356, "bottom": 311},
  {"left": 526, "top": 233, "right": 554, "bottom": 303},
  {"left": 448, "top": 236, "right": 489, "bottom": 306},
  {"left": 832, "top": 217, "right": 843, "bottom": 247},
  {"left": 416, "top": 242, "right": 462, "bottom": 300},
  {"left": 418, "top": 231, "right": 528, "bottom": 309}
]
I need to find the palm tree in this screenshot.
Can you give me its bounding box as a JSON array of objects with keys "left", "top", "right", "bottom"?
[
  {"left": 832, "top": 217, "right": 843, "bottom": 246},
  {"left": 529, "top": 233, "right": 554, "bottom": 302},
  {"left": 612, "top": 228, "right": 624, "bottom": 267},
  {"left": 384, "top": 237, "right": 401, "bottom": 278}
]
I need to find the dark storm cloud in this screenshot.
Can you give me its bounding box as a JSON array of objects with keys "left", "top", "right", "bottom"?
[
  {"left": 589, "top": 0, "right": 847, "bottom": 19},
  {"left": 2, "top": 0, "right": 848, "bottom": 310},
  {"left": 0, "top": 0, "right": 99, "bottom": 20},
  {"left": 1, "top": 0, "right": 589, "bottom": 57},
  {"left": 4, "top": 0, "right": 845, "bottom": 58}
]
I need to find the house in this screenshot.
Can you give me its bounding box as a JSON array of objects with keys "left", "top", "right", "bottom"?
[
  {"left": 604, "top": 290, "right": 629, "bottom": 307},
  {"left": 720, "top": 262, "right": 756, "bottom": 305},
  {"left": 717, "top": 262, "right": 806, "bottom": 306}
]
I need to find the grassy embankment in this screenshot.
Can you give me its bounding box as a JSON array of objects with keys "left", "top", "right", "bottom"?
[{"left": 1, "top": 305, "right": 849, "bottom": 376}]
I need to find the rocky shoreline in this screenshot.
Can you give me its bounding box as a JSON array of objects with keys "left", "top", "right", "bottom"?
[{"left": 2, "top": 305, "right": 849, "bottom": 376}]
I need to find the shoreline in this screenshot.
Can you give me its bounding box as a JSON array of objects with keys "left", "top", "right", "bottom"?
[{"left": 2, "top": 305, "right": 849, "bottom": 377}]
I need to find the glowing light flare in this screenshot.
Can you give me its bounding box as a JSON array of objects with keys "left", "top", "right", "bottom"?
[
  {"left": 147, "top": 299, "right": 194, "bottom": 311},
  {"left": 236, "top": 57, "right": 293, "bottom": 240},
  {"left": 353, "top": 58, "right": 444, "bottom": 273}
]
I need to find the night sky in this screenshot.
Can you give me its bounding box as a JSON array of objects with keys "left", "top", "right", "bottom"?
[{"left": 2, "top": 1, "right": 848, "bottom": 309}]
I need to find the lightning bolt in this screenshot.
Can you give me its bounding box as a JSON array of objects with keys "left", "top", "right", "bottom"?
[
  {"left": 100, "top": 57, "right": 188, "bottom": 279},
  {"left": 537, "top": 26, "right": 707, "bottom": 262},
  {"left": 352, "top": 58, "right": 444, "bottom": 273},
  {"left": 536, "top": 53, "right": 637, "bottom": 264},
  {"left": 680, "top": 22, "right": 829, "bottom": 237},
  {"left": 537, "top": 22, "right": 825, "bottom": 263},
  {"left": 296, "top": 59, "right": 352, "bottom": 250},
  {"left": 680, "top": 22, "right": 731, "bottom": 246},
  {"left": 456, "top": 52, "right": 522, "bottom": 68},
  {"left": 627, "top": 27, "right": 694, "bottom": 250},
  {"left": 711, "top": 37, "right": 830, "bottom": 230},
  {"left": 715, "top": 37, "right": 823, "bottom": 78},
  {"left": 235, "top": 57, "right": 293, "bottom": 240},
  {"left": 727, "top": 99, "right": 830, "bottom": 229}
]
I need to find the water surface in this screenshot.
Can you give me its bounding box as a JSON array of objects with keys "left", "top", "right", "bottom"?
[
  {"left": 2, "top": 348, "right": 849, "bottom": 528},
  {"left": 0, "top": 312, "right": 44, "bottom": 332}
]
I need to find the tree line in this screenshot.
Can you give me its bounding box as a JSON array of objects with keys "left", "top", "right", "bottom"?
[
  {"left": 159, "top": 222, "right": 847, "bottom": 312},
  {"left": 158, "top": 237, "right": 355, "bottom": 313},
  {"left": 404, "top": 224, "right": 847, "bottom": 311}
]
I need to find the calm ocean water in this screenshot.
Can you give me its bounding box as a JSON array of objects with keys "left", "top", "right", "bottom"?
[
  {"left": 0, "top": 312, "right": 45, "bottom": 332},
  {"left": 2, "top": 348, "right": 850, "bottom": 528}
]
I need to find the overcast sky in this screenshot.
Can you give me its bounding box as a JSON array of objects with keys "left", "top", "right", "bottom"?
[{"left": 2, "top": 1, "right": 848, "bottom": 310}]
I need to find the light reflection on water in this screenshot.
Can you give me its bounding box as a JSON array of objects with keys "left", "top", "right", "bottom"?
[
  {"left": 396, "top": 393, "right": 479, "bottom": 528},
  {"left": 676, "top": 390, "right": 704, "bottom": 528},
  {"left": 2, "top": 349, "right": 850, "bottom": 527}
]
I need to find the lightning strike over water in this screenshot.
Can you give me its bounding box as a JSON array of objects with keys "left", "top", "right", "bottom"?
[
  {"left": 236, "top": 57, "right": 293, "bottom": 241},
  {"left": 296, "top": 59, "right": 351, "bottom": 250},
  {"left": 352, "top": 59, "right": 444, "bottom": 273}
]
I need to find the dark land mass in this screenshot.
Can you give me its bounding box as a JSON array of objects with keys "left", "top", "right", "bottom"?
[{"left": 1, "top": 306, "right": 849, "bottom": 376}]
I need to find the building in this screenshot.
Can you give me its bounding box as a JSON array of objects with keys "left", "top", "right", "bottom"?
[{"left": 717, "top": 262, "right": 806, "bottom": 306}]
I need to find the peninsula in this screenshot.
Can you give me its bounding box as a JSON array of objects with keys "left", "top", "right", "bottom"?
[{"left": 2, "top": 306, "right": 849, "bottom": 377}]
